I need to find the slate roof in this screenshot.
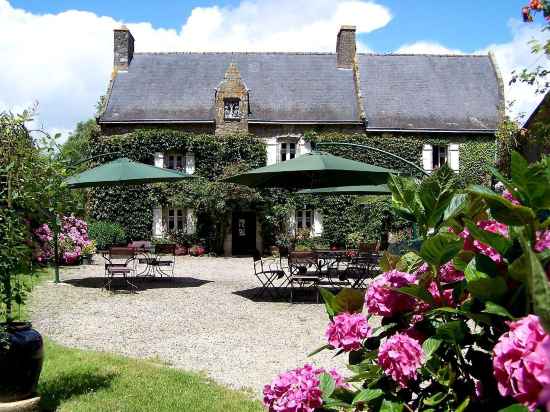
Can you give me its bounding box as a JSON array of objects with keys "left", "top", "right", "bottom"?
[{"left": 100, "top": 52, "right": 501, "bottom": 132}]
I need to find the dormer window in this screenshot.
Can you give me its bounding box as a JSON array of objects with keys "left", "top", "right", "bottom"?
[{"left": 224, "top": 99, "right": 240, "bottom": 121}]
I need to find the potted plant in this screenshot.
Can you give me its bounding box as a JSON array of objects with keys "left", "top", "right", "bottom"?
[
  {"left": 81, "top": 240, "right": 97, "bottom": 265},
  {"left": 189, "top": 244, "right": 206, "bottom": 256}
]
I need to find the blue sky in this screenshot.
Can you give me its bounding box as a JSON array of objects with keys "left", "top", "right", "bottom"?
[
  {"left": 1, "top": 0, "right": 548, "bottom": 136},
  {"left": 10, "top": 0, "right": 530, "bottom": 53}
]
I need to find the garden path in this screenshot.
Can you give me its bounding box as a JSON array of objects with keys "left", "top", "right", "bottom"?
[{"left": 29, "top": 256, "right": 347, "bottom": 395}]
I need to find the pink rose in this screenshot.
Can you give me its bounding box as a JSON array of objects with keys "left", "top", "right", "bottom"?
[
  {"left": 378, "top": 333, "right": 424, "bottom": 388},
  {"left": 493, "top": 315, "right": 550, "bottom": 411},
  {"left": 325, "top": 313, "right": 371, "bottom": 352},
  {"left": 365, "top": 270, "right": 417, "bottom": 317}
]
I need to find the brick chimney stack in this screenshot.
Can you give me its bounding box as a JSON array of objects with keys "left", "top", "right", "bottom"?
[
  {"left": 336, "top": 25, "right": 356, "bottom": 69},
  {"left": 113, "top": 25, "right": 134, "bottom": 72}
]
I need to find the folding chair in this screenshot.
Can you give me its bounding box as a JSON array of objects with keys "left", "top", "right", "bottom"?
[
  {"left": 154, "top": 243, "right": 176, "bottom": 278},
  {"left": 253, "top": 251, "right": 287, "bottom": 299},
  {"left": 103, "top": 247, "right": 138, "bottom": 292},
  {"left": 288, "top": 252, "right": 320, "bottom": 303}
]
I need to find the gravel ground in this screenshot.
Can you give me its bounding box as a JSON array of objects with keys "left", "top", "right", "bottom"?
[{"left": 30, "top": 256, "right": 348, "bottom": 395}]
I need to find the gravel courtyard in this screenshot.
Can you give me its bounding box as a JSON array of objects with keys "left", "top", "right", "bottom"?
[{"left": 30, "top": 256, "right": 347, "bottom": 395}]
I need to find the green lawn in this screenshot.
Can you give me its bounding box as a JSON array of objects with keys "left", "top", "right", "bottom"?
[{"left": 17, "top": 269, "right": 264, "bottom": 412}]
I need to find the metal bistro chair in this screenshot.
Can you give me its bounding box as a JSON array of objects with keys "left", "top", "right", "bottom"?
[
  {"left": 346, "top": 252, "right": 381, "bottom": 289},
  {"left": 153, "top": 243, "right": 177, "bottom": 278},
  {"left": 104, "top": 247, "right": 138, "bottom": 292},
  {"left": 252, "top": 250, "right": 287, "bottom": 299},
  {"left": 288, "top": 251, "right": 321, "bottom": 303}
]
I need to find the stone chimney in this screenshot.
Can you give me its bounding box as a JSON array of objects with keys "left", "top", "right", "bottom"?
[
  {"left": 336, "top": 25, "right": 356, "bottom": 69},
  {"left": 113, "top": 25, "right": 134, "bottom": 72},
  {"left": 214, "top": 63, "right": 249, "bottom": 135}
]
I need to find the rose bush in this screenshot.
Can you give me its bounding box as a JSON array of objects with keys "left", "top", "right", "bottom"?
[{"left": 264, "top": 156, "right": 550, "bottom": 412}]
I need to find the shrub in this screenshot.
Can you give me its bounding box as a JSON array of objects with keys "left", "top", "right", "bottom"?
[
  {"left": 264, "top": 153, "right": 550, "bottom": 412},
  {"left": 88, "top": 221, "right": 127, "bottom": 250}
]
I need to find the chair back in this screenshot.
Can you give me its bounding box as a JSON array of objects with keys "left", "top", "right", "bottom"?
[
  {"left": 359, "top": 242, "right": 379, "bottom": 254},
  {"left": 289, "top": 251, "right": 317, "bottom": 266},
  {"left": 155, "top": 243, "right": 176, "bottom": 256},
  {"left": 129, "top": 240, "right": 152, "bottom": 250},
  {"left": 109, "top": 247, "right": 135, "bottom": 260}
]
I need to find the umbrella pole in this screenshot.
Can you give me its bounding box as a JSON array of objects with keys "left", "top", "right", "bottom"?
[{"left": 53, "top": 215, "right": 60, "bottom": 284}]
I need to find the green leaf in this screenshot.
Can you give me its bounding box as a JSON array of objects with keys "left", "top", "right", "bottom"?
[
  {"left": 333, "top": 288, "right": 365, "bottom": 314},
  {"left": 395, "top": 285, "right": 435, "bottom": 305},
  {"left": 322, "top": 398, "right": 351, "bottom": 409},
  {"left": 388, "top": 174, "right": 419, "bottom": 223},
  {"left": 422, "top": 337, "right": 442, "bottom": 360},
  {"left": 518, "top": 234, "right": 550, "bottom": 333},
  {"left": 436, "top": 321, "right": 467, "bottom": 343},
  {"left": 463, "top": 219, "right": 512, "bottom": 255},
  {"left": 319, "top": 288, "right": 336, "bottom": 317},
  {"left": 380, "top": 399, "right": 404, "bottom": 412},
  {"left": 509, "top": 253, "right": 529, "bottom": 282},
  {"left": 379, "top": 251, "right": 400, "bottom": 272},
  {"left": 318, "top": 373, "right": 335, "bottom": 399},
  {"left": 466, "top": 185, "right": 536, "bottom": 226},
  {"left": 395, "top": 252, "right": 423, "bottom": 273},
  {"left": 455, "top": 397, "right": 470, "bottom": 412},
  {"left": 352, "top": 388, "right": 383, "bottom": 405},
  {"left": 423, "top": 392, "right": 447, "bottom": 406},
  {"left": 420, "top": 232, "right": 463, "bottom": 266},
  {"left": 482, "top": 302, "right": 515, "bottom": 319},
  {"left": 370, "top": 323, "right": 397, "bottom": 338},
  {"left": 308, "top": 344, "right": 332, "bottom": 357},
  {"left": 464, "top": 258, "right": 507, "bottom": 302},
  {"left": 498, "top": 404, "right": 529, "bottom": 412},
  {"left": 443, "top": 193, "right": 468, "bottom": 221}
]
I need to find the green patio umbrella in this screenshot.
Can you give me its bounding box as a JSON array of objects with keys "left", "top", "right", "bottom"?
[
  {"left": 225, "top": 152, "right": 395, "bottom": 189},
  {"left": 65, "top": 157, "right": 190, "bottom": 188},
  {"left": 296, "top": 184, "right": 390, "bottom": 195}
]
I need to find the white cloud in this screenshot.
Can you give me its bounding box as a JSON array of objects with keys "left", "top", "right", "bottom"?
[
  {"left": 479, "top": 20, "right": 550, "bottom": 122},
  {"left": 395, "top": 41, "right": 463, "bottom": 55},
  {"left": 0, "top": 0, "right": 391, "bottom": 138}
]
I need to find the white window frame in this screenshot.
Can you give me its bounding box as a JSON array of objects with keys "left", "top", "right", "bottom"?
[
  {"left": 163, "top": 207, "right": 187, "bottom": 233},
  {"left": 164, "top": 152, "right": 186, "bottom": 171},
  {"left": 279, "top": 141, "right": 297, "bottom": 162},
  {"left": 295, "top": 208, "right": 313, "bottom": 230},
  {"left": 432, "top": 145, "right": 448, "bottom": 170}
]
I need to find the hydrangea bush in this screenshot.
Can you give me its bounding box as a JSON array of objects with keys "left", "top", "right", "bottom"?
[
  {"left": 34, "top": 215, "right": 93, "bottom": 265},
  {"left": 264, "top": 156, "right": 550, "bottom": 412}
]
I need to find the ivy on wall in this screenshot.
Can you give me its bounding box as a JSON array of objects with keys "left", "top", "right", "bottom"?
[{"left": 88, "top": 128, "right": 497, "bottom": 250}]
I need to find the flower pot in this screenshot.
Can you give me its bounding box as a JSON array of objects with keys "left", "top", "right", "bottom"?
[
  {"left": 174, "top": 245, "right": 188, "bottom": 256},
  {"left": 0, "top": 322, "right": 44, "bottom": 403},
  {"left": 81, "top": 254, "right": 93, "bottom": 265}
]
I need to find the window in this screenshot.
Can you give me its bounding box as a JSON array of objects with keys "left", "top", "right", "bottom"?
[
  {"left": 224, "top": 99, "right": 240, "bottom": 120},
  {"left": 280, "top": 142, "right": 296, "bottom": 162},
  {"left": 296, "top": 209, "right": 313, "bottom": 230},
  {"left": 165, "top": 153, "right": 185, "bottom": 171},
  {"left": 432, "top": 145, "right": 448, "bottom": 169},
  {"left": 164, "top": 208, "right": 186, "bottom": 232}
]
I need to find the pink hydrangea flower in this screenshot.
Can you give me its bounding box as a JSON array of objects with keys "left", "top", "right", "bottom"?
[
  {"left": 535, "top": 230, "right": 550, "bottom": 253},
  {"left": 493, "top": 315, "right": 550, "bottom": 411},
  {"left": 378, "top": 333, "right": 424, "bottom": 388},
  {"left": 365, "top": 270, "right": 417, "bottom": 317},
  {"left": 263, "top": 364, "right": 346, "bottom": 412},
  {"left": 503, "top": 189, "right": 521, "bottom": 205},
  {"left": 325, "top": 313, "right": 371, "bottom": 352},
  {"left": 459, "top": 220, "right": 509, "bottom": 264},
  {"left": 439, "top": 261, "right": 464, "bottom": 283}
]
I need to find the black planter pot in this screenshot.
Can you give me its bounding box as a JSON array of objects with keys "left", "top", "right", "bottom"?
[{"left": 0, "top": 322, "right": 44, "bottom": 403}]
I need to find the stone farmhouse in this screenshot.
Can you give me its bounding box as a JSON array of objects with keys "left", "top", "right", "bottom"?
[{"left": 97, "top": 25, "right": 504, "bottom": 255}]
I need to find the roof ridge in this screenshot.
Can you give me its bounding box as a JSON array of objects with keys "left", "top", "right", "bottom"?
[
  {"left": 134, "top": 51, "right": 336, "bottom": 56},
  {"left": 358, "top": 52, "right": 489, "bottom": 58}
]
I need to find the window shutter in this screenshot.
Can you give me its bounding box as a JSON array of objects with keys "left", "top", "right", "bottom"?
[
  {"left": 448, "top": 144, "right": 460, "bottom": 173},
  {"left": 185, "top": 152, "right": 195, "bottom": 175},
  {"left": 422, "top": 144, "right": 433, "bottom": 173},
  {"left": 298, "top": 138, "right": 312, "bottom": 157},
  {"left": 313, "top": 209, "right": 323, "bottom": 236},
  {"left": 152, "top": 207, "right": 163, "bottom": 238},
  {"left": 266, "top": 141, "right": 278, "bottom": 165},
  {"left": 154, "top": 153, "right": 164, "bottom": 168},
  {"left": 288, "top": 208, "right": 296, "bottom": 235},
  {"left": 186, "top": 209, "right": 196, "bottom": 234}
]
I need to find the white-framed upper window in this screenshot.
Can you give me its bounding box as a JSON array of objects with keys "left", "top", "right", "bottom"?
[
  {"left": 432, "top": 145, "right": 448, "bottom": 169},
  {"left": 280, "top": 142, "right": 296, "bottom": 162},
  {"left": 165, "top": 152, "right": 185, "bottom": 171},
  {"left": 224, "top": 98, "right": 240, "bottom": 121},
  {"left": 296, "top": 209, "right": 313, "bottom": 230},
  {"left": 164, "top": 207, "right": 187, "bottom": 232}
]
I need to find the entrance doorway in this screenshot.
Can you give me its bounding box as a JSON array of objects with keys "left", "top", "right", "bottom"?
[{"left": 231, "top": 212, "right": 256, "bottom": 255}]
